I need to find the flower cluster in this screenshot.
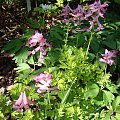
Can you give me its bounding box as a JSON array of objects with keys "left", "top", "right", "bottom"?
[
  {"left": 61, "top": 0, "right": 108, "bottom": 32},
  {"left": 99, "top": 49, "right": 117, "bottom": 66},
  {"left": 13, "top": 91, "right": 33, "bottom": 112},
  {"left": 34, "top": 72, "right": 58, "bottom": 94},
  {"left": 85, "top": 0, "right": 108, "bottom": 31},
  {"left": 28, "top": 31, "right": 51, "bottom": 66}
]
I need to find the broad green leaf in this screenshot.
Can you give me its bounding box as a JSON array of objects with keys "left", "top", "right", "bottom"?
[
  {"left": 102, "top": 35, "right": 116, "bottom": 49},
  {"left": 103, "top": 90, "right": 115, "bottom": 105},
  {"left": 84, "top": 84, "right": 99, "bottom": 99},
  {"left": 115, "top": 113, "right": 120, "bottom": 120},
  {"left": 14, "top": 63, "right": 30, "bottom": 72},
  {"left": 112, "top": 96, "right": 120, "bottom": 111},
  {"left": 116, "top": 106, "right": 120, "bottom": 114},
  {"left": 106, "top": 84, "right": 118, "bottom": 94}
]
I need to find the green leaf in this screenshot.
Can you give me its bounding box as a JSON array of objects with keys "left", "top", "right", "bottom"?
[
  {"left": 84, "top": 83, "right": 99, "bottom": 99},
  {"left": 115, "top": 113, "right": 120, "bottom": 119},
  {"left": 14, "top": 63, "right": 30, "bottom": 72},
  {"left": 106, "top": 84, "right": 118, "bottom": 94},
  {"left": 117, "top": 41, "right": 120, "bottom": 49},
  {"left": 116, "top": 106, "right": 120, "bottom": 114},
  {"left": 2, "top": 39, "right": 23, "bottom": 54},
  {"left": 13, "top": 48, "right": 28, "bottom": 64},
  {"left": 27, "top": 56, "right": 34, "bottom": 65},
  {"left": 103, "top": 90, "right": 115, "bottom": 105},
  {"left": 102, "top": 36, "right": 116, "bottom": 49},
  {"left": 112, "top": 96, "right": 120, "bottom": 111},
  {"left": 104, "top": 112, "right": 111, "bottom": 120},
  {"left": 27, "top": 18, "right": 40, "bottom": 28}
]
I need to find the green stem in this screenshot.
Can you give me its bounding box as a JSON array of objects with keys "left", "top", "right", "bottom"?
[
  {"left": 64, "top": 24, "right": 70, "bottom": 45},
  {"left": 105, "top": 64, "right": 107, "bottom": 74},
  {"left": 61, "top": 79, "right": 76, "bottom": 104},
  {"left": 47, "top": 90, "right": 50, "bottom": 105},
  {"left": 44, "top": 99, "right": 47, "bottom": 120},
  {"left": 76, "top": 35, "right": 79, "bottom": 48},
  {"left": 85, "top": 31, "right": 94, "bottom": 58}
]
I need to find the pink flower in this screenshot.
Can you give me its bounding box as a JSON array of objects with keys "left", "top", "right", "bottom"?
[
  {"left": 13, "top": 91, "right": 33, "bottom": 112},
  {"left": 34, "top": 72, "right": 52, "bottom": 83},
  {"left": 34, "top": 72, "right": 58, "bottom": 93},
  {"left": 28, "top": 31, "right": 51, "bottom": 66},
  {"left": 99, "top": 49, "right": 117, "bottom": 66},
  {"left": 28, "top": 31, "right": 43, "bottom": 47}
]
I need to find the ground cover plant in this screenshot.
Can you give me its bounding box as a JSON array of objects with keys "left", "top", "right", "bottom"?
[{"left": 1, "top": 0, "right": 120, "bottom": 119}]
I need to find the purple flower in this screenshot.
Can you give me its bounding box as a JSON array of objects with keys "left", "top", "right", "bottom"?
[
  {"left": 34, "top": 72, "right": 58, "bottom": 93},
  {"left": 61, "top": 4, "right": 73, "bottom": 18},
  {"left": 87, "top": 16, "right": 104, "bottom": 32},
  {"left": 99, "top": 49, "right": 117, "bottom": 66},
  {"left": 86, "top": 0, "right": 108, "bottom": 18},
  {"left": 85, "top": 0, "right": 108, "bottom": 32},
  {"left": 72, "top": 4, "right": 85, "bottom": 20},
  {"left": 13, "top": 91, "right": 33, "bottom": 112}
]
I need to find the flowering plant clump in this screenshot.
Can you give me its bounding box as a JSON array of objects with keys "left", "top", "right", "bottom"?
[
  {"left": 99, "top": 49, "right": 117, "bottom": 66},
  {"left": 28, "top": 31, "right": 51, "bottom": 66}
]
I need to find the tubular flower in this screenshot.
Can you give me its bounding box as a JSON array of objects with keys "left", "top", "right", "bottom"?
[
  {"left": 34, "top": 72, "right": 58, "bottom": 94},
  {"left": 72, "top": 4, "right": 85, "bottom": 20},
  {"left": 60, "top": 0, "right": 108, "bottom": 32},
  {"left": 28, "top": 31, "right": 43, "bottom": 47},
  {"left": 85, "top": 0, "right": 108, "bottom": 31},
  {"left": 99, "top": 49, "right": 117, "bottom": 66},
  {"left": 28, "top": 31, "right": 51, "bottom": 66},
  {"left": 61, "top": 4, "right": 73, "bottom": 18},
  {"left": 13, "top": 91, "right": 33, "bottom": 112}
]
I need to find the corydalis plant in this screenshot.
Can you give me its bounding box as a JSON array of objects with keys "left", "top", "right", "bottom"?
[
  {"left": 99, "top": 49, "right": 117, "bottom": 66},
  {"left": 28, "top": 31, "right": 51, "bottom": 66}
]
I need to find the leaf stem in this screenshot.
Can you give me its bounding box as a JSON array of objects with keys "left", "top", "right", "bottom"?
[
  {"left": 64, "top": 23, "right": 70, "bottom": 45},
  {"left": 61, "top": 79, "right": 76, "bottom": 104},
  {"left": 85, "top": 31, "right": 94, "bottom": 58}
]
